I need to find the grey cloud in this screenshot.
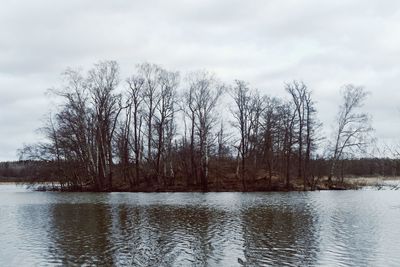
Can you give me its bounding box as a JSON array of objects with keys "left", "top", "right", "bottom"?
[{"left": 1, "top": 0, "right": 400, "bottom": 160}]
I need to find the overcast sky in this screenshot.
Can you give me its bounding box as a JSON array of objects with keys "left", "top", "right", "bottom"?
[{"left": 1, "top": 0, "right": 400, "bottom": 161}]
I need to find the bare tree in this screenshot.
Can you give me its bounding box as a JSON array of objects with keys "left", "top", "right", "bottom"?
[
  {"left": 185, "top": 71, "right": 223, "bottom": 191},
  {"left": 182, "top": 81, "right": 198, "bottom": 186},
  {"left": 261, "top": 96, "right": 281, "bottom": 187},
  {"left": 247, "top": 91, "right": 266, "bottom": 176},
  {"left": 230, "top": 80, "right": 251, "bottom": 190},
  {"left": 52, "top": 68, "right": 97, "bottom": 189},
  {"left": 286, "top": 81, "right": 307, "bottom": 185},
  {"left": 139, "top": 63, "right": 162, "bottom": 164},
  {"left": 20, "top": 67, "right": 98, "bottom": 190},
  {"left": 286, "top": 81, "right": 321, "bottom": 189},
  {"left": 125, "top": 74, "right": 145, "bottom": 188},
  {"left": 154, "top": 69, "right": 179, "bottom": 186},
  {"left": 87, "top": 60, "right": 122, "bottom": 190},
  {"left": 328, "top": 84, "right": 373, "bottom": 183},
  {"left": 278, "top": 101, "right": 297, "bottom": 189},
  {"left": 304, "top": 89, "right": 322, "bottom": 189}
]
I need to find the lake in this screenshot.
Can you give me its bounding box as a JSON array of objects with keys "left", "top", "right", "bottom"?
[{"left": 0, "top": 183, "right": 399, "bottom": 266}]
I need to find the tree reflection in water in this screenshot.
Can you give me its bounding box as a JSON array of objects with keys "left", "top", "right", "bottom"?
[
  {"left": 240, "top": 203, "right": 319, "bottom": 266},
  {"left": 42, "top": 193, "right": 321, "bottom": 266},
  {"left": 46, "top": 203, "right": 114, "bottom": 265},
  {"left": 4, "top": 191, "right": 393, "bottom": 266}
]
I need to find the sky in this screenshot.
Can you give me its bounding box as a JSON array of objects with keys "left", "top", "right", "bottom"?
[{"left": 1, "top": 0, "right": 400, "bottom": 161}]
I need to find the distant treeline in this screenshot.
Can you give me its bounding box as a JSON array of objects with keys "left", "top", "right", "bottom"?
[
  {"left": 1, "top": 158, "right": 398, "bottom": 185},
  {"left": 0, "top": 161, "right": 57, "bottom": 182},
  {"left": 18, "top": 61, "right": 375, "bottom": 191}
]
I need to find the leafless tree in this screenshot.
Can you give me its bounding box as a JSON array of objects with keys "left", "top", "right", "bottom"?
[
  {"left": 286, "top": 81, "right": 307, "bottom": 184},
  {"left": 279, "top": 101, "right": 297, "bottom": 189},
  {"left": 139, "top": 63, "right": 162, "bottom": 163},
  {"left": 230, "top": 80, "right": 251, "bottom": 190},
  {"left": 182, "top": 81, "right": 198, "bottom": 186},
  {"left": 260, "top": 96, "right": 281, "bottom": 187},
  {"left": 124, "top": 74, "right": 145, "bottom": 188},
  {"left": 248, "top": 91, "right": 266, "bottom": 173},
  {"left": 87, "top": 60, "right": 122, "bottom": 190},
  {"left": 154, "top": 69, "right": 179, "bottom": 186},
  {"left": 328, "top": 84, "right": 373, "bottom": 183},
  {"left": 185, "top": 71, "right": 223, "bottom": 191},
  {"left": 286, "top": 81, "right": 321, "bottom": 189}
]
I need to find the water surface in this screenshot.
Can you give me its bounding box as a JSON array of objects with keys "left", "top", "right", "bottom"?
[{"left": 0, "top": 184, "right": 399, "bottom": 266}]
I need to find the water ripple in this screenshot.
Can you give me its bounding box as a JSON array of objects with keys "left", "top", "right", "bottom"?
[{"left": 0, "top": 188, "right": 400, "bottom": 266}]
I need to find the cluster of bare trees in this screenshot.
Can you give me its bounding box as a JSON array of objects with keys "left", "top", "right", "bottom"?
[
  {"left": 19, "top": 60, "right": 374, "bottom": 191},
  {"left": 230, "top": 80, "right": 322, "bottom": 190},
  {"left": 116, "top": 63, "right": 180, "bottom": 190},
  {"left": 180, "top": 72, "right": 224, "bottom": 191},
  {"left": 20, "top": 62, "right": 123, "bottom": 190}
]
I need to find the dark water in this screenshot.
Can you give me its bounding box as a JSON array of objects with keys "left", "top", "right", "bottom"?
[{"left": 0, "top": 184, "right": 400, "bottom": 266}]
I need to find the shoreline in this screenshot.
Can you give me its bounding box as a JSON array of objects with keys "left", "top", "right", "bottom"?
[{"left": 3, "top": 176, "right": 399, "bottom": 192}]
